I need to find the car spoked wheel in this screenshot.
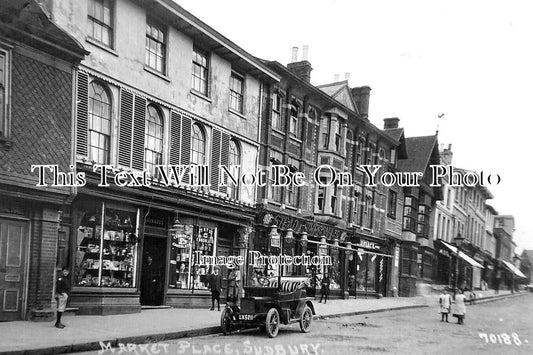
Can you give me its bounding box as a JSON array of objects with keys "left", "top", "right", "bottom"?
[
  {"left": 220, "top": 308, "right": 232, "bottom": 335},
  {"left": 265, "top": 308, "right": 279, "bottom": 338},
  {"left": 299, "top": 306, "right": 312, "bottom": 333}
]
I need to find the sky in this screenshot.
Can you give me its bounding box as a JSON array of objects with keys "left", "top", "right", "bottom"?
[{"left": 176, "top": 0, "right": 533, "bottom": 253}]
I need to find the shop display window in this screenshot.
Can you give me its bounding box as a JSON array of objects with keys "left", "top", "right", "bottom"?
[
  {"left": 75, "top": 203, "right": 138, "bottom": 287},
  {"left": 169, "top": 225, "right": 216, "bottom": 290}
]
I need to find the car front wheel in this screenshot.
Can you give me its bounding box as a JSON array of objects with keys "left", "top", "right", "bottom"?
[
  {"left": 220, "top": 308, "right": 232, "bottom": 335},
  {"left": 265, "top": 308, "right": 279, "bottom": 338},
  {"left": 299, "top": 305, "right": 312, "bottom": 333}
]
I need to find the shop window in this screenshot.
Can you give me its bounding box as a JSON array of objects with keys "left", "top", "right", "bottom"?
[
  {"left": 169, "top": 225, "right": 215, "bottom": 290},
  {"left": 144, "top": 104, "right": 164, "bottom": 177},
  {"left": 192, "top": 46, "right": 209, "bottom": 95},
  {"left": 75, "top": 203, "right": 138, "bottom": 287},
  {"left": 88, "top": 81, "right": 111, "bottom": 164},
  {"left": 145, "top": 18, "right": 166, "bottom": 74},
  {"left": 227, "top": 139, "right": 241, "bottom": 200},
  {"left": 87, "top": 0, "right": 114, "bottom": 47}
]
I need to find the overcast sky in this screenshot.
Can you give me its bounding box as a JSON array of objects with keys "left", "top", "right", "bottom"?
[{"left": 176, "top": 0, "right": 533, "bottom": 253}]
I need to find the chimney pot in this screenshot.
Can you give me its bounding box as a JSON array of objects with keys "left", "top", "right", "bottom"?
[
  {"left": 291, "top": 47, "right": 299, "bottom": 63},
  {"left": 302, "top": 45, "right": 309, "bottom": 61},
  {"left": 345, "top": 72, "right": 350, "bottom": 81},
  {"left": 334, "top": 74, "right": 340, "bottom": 82}
]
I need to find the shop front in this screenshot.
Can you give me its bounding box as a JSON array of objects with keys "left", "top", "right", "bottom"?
[
  {"left": 346, "top": 236, "right": 390, "bottom": 298},
  {"left": 67, "top": 174, "right": 255, "bottom": 315}
]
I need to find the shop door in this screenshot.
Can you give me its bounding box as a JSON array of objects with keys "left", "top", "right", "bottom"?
[
  {"left": 0, "top": 219, "right": 28, "bottom": 321},
  {"left": 140, "top": 236, "right": 166, "bottom": 306},
  {"left": 217, "top": 246, "right": 231, "bottom": 298}
]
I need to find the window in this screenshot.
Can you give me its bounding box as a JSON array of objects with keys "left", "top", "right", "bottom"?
[
  {"left": 285, "top": 158, "right": 299, "bottom": 207},
  {"left": 402, "top": 195, "right": 418, "bottom": 232},
  {"left": 191, "top": 123, "right": 206, "bottom": 165},
  {"left": 362, "top": 193, "right": 374, "bottom": 228},
  {"left": 269, "top": 151, "right": 283, "bottom": 203},
  {"left": 271, "top": 92, "right": 282, "bottom": 130},
  {"left": 390, "top": 148, "right": 397, "bottom": 166},
  {"left": 229, "top": 72, "right": 244, "bottom": 113},
  {"left": 352, "top": 197, "right": 358, "bottom": 224},
  {"left": 88, "top": 81, "right": 111, "bottom": 164},
  {"left": 366, "top": 144, "right": 374, "bottom": 165},
  {"left": 378, "top": 148, "right": 385, "bottom": 165},
  {"left": 192, "top": 47, "right": 209, "bottom": 95},
  {"left": 335, "top": 122, "right": 342, "bottom": 152},
  {"left": 144, "top": 105, "right": 164, "bottom": 176},
  {"left": 145, "top": 19, "right": 166, "bottom": 73},
  {"left": 387, "top": 190, "right": 397, "bottom": 218},
  {"left": 87, "top": 0, "right": 113, "bottom": 47},
  {"left": 356, "top": 137, "right": 365, "bottom": 166},
  {"left": 289, "top": 102, "right": 300, "bottom": 137},
  {"left": 317, "top": 183, "right": 326, "bottom": 212},
  {"left": 330, "top": 182, "right": 339, "bottom": 214},
  {"left": 0, "top": 48, "right": 10, "bottom": 139},
  {"left": 227, "top": 139, "right": 240, "bottom": 200},
  {"left": 322, "top": 118, "right": 330, "bottom": 149},
  {"left": 417, "top": 204, "right": 429, "bottom": 236}
]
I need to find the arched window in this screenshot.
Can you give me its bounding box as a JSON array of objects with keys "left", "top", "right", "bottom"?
[
  {"left": 191, "top": 123, "right": 206, "bottom": 165},
  {"left": 289, "top": 101, "right": 300, "bottom": 137},
  {"left": 356, "top": 136, "right": 366, "bottom": 166},
  {"left": 227, "top": 139, "right": 241, "bottom": 199},
  {"left": 89, "top": 81, "right": 111, "bottom": 164},
  {"left": 144, "top": 104, "right": 164, "bottom": 176},
  {"left": 271, "top": 92, "right": 282, "bottom": 130}
]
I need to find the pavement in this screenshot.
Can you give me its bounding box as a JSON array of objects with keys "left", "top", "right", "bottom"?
[{"left": 0, "top": 289, "right": 526, "bottom": 355}]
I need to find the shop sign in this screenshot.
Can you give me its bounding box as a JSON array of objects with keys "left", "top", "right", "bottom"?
[
  {"left": 260, "top": 211, "right": 343, "bottom": 240},
  {"left": 353, "top": 238, "right": 381, "bottom": 250}
]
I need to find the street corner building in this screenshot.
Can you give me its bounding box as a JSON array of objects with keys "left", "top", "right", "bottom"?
[{"left": 0, "top": 0, "right": 524, "bottom": 322}]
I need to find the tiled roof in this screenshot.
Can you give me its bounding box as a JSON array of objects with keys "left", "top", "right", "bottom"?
[
  {"left": 384, "top": 128, "right": 404, "bottom": 142},
  {"left": 397, "top": 135, "right": 438, "bottom": 173}
]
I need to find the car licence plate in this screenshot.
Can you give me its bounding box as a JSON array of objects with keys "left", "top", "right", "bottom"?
[{"left": 239, "top": 314, "right": 254, "bottom": 321}]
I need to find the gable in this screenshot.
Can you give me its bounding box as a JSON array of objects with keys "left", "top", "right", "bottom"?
[{"left": 332, "top": 86, "right": 357, "bottom": 112}]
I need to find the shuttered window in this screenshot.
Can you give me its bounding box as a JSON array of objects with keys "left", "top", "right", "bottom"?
[
  {"left": 144, "top": 104, "right": 164, "bottom": 176},
  {"left": 88, "top": 81, "right": 111, "bottom": 164},
  {"left": 210, "top": 129, "right": 221, "bottom": 191},
  {"left": 131, "top": 96, "right": 146, "bottom": 170},
  {"left": 118, "top": 89, "right": 133, "bottom": 166},
  {"left": 169, "top": 111, "right": 182, "bottom": 165},
  {"left": 227, "top": 139, "right": 240, "bottom": 199}
]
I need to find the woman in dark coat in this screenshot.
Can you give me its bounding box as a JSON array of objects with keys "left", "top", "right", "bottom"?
[{"left": 319, "top": 272, "right": 331, "bottom": 304}]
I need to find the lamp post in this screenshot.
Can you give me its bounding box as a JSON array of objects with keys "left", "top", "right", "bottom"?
[{"left": 454, "top": 233, "right": 465, "bottom": 295}]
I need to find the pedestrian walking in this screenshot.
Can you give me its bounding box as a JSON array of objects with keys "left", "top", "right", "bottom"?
[
  {"left": 226, "top": 262, "right": 241, "bottom": 306},
  {"left": 208, "top": 266, "right": 222, "bottom": 311},
  {"left": 319, "top": 272, "right": 330, "bottom": 304},
  {"left": 438, "top": 289, "right": 451, "bottom": 322},
  {"left": 55, "top": 267, "right": 70, "bottom": 329},
  {"left": 452, "top": 289, "right": 467, "bottom": 325}
]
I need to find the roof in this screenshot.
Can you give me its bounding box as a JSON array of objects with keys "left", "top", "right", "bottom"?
[
  {"left": 521, "top": 250, "right": 533, "bottom": 263},
  {"left": 153, "top": 0, "right": 279, "bottom": 83},
  {"left": 0, "top": 0, "right": 88, "bottom": 61},
  {"left": 316, "top": 81, "right": 358, "bottom": 112},
  {"left": 397, "top": 135, "right": 439, "bottom": 173},
  {"left": 383, "top": 128, "right": 408, "bottom": 159},
  {"left": 486, "top": 204, "right": 498, "bottom": 215}
]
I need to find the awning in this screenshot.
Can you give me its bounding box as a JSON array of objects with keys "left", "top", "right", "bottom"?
[
  {"left": 439, "top": 240, "right": 484, "bottom": 269},
  {"left": 501, "top": 260, "right": 527, "bottom": 278}
]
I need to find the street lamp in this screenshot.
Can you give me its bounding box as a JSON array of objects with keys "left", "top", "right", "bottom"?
[{"left": 454, "top": 233, "right": 465, "bottom": 294}]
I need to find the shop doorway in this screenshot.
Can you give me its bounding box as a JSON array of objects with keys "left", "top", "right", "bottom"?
[
  {"left": 140, "top": 236, "right": 166, "bottom": 306},
  {"left": 0, "top": 218, "right": 28, "bottom": 321}
]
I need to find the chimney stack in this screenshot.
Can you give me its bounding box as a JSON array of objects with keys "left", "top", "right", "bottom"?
[
  {"left": 440, "top": 144, "right": 453, "bottom": 165},
  {"left": 334, "top": 74, "right": 340, "bottom": 82},
  {"left": 351, "top": 86, "right": 371, "bottom": 119},
  {"left": 291, "top": 47, "right": 299, "bottom": 63},
  {"left": 345, "top": 72, "right": 350, "bottom": 81},
  {"left": 287, "top": 45, "right": 313, "bottom": 83},
  {"left": 383, "top": 117, "right": 400, "bottom": 129}
]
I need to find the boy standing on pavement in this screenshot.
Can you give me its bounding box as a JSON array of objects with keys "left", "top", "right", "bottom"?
[
  {"left": 208, "top": 266, "right": 222, "bottom": 311},
  {"left": 55, "top": 268, "right": 70, "bottom": 329}
]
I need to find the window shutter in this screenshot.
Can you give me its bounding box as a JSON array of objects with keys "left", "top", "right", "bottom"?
[
  {"left": 169, "top": 111, "right": 182, "bottom": 165},
  {"left": 132, "top": 95, "right": 146, "bottom": 170},
  {"left": 180, "top": 116, "right": 191, "bottom": 184},
  {"left": 210, "top": 129, "right": 221, "bottom": 191},
  {"left": 76, "top": 71, "right": 89, "bottom": 156},
  {"left": 219, "top": 132, "right": 230, "bottom": 194},
  {"left": 118, "top": 89, "right": 134, "bottom": 167}
]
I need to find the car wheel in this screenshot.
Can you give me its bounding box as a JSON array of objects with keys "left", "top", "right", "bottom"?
[
  {"left": 220, "top": 308, "right": 232, "bottom": 335},
  {"left": 299, "top": 306, "right": 312, "bottom": 333},
  {"left": 265, "top": 308, "right": 279, "bottom": 338}
]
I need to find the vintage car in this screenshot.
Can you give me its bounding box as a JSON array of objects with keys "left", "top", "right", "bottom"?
[{"left": 220, "top": 276, "right": 315, "bottom": 338}]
